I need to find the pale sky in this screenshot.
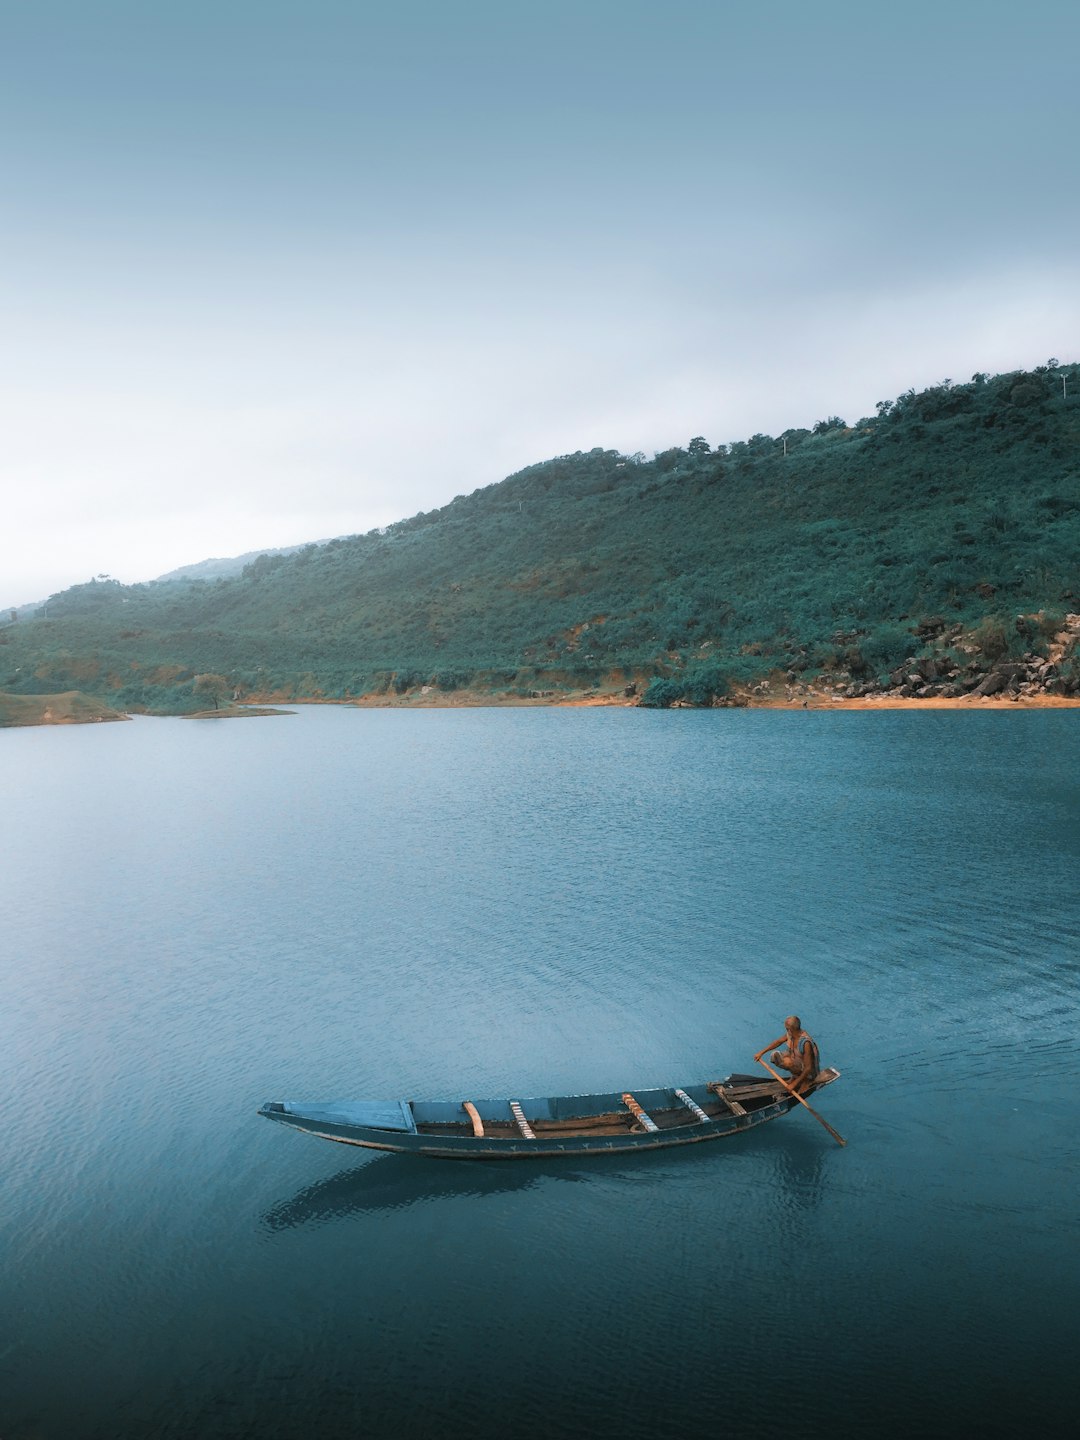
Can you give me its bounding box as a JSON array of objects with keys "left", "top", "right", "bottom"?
[{"left": 2, "top": 0, "right": 1078, "bottom": 603}]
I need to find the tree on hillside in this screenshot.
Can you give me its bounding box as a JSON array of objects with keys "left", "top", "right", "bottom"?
[{"left": 193, "top": 673, "right": 229, "bottom": 710}]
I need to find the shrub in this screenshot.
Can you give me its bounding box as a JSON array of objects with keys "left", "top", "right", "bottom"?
[
  {"left": 435, "top": 670, "right": 472, "bottom": 691},
  {"left": 640, "top": 665, "right": 730, "bottom": 707},
  {"left": 970, "top": 616, "right": 1011, "bottom": 663},
  {"left": 861, "top": 624, "right": 916, "bottom": 671},
  {"left": 681, "top": 666, "right": 729, "bottom": 705},
  {"left": 392, "top": 670, "right": 425, "bottom": 693},
  {"left": 1034, "top": 609, "right": 1066, "bottom": 640},
  {"left": 640, "top": 678, "right": 685, "bottom": 708}
]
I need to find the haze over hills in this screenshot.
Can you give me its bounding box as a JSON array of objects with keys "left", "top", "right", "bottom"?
[
  {"left": 2, "top": 360, "right": 1079, "bottom": 714},
  {"left": 153, "top": 541, "right": 336, "bottom": 585},
  {"left": 5, "top": 542, "right": 328, "bottom": 614}
]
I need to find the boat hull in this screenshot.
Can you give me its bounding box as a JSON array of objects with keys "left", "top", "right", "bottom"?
[{"left": 259, "top": 1071, "right": 840, "bottom": 1160}]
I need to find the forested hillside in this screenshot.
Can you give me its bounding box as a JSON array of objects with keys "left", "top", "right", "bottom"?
[{"left": 3, "top": 361, "right": 1079, "bottom": 712}]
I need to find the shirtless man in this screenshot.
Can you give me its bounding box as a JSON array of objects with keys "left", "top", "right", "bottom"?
[{"left": 754, "top": 1016, "right": 819, "bottom": 1094}]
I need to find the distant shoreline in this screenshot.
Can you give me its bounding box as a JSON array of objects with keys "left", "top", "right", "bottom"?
[{"left": 4, "top": 688, "right": 1079, "bottom": 730}]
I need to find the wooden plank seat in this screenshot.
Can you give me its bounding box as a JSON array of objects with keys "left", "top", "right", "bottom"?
[
  {"left": 674, "top": 1088, "right": 711, "bottom": 1123},
  {"left": 461, "top": 1101, "right": 485, "bottom": 1137},
  {"left": 621, "top": 1092, "right": 660, "bottom": 1133},
  {"left": 509, "top": 1101, "right": 536, "bottom": 1140}
]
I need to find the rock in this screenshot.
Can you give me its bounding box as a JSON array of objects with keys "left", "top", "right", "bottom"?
[
  {"left": 915, "top": 616, "right": 947, "bottom": 638},
  {"left": 974, "top": 672, "right": 1008, "bottom": 697}
]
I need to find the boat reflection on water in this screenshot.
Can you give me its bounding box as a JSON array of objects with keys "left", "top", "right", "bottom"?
[
  {"left": 260, "top": 1154, "right": 582, "bottom": 1230},
  {"left": 259, "top": 1119, "right": 833, "bottom": 1234}
]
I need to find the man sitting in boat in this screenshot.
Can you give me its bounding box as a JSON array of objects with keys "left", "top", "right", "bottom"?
[{"left": 754, "top": 1016, "right": 819, "bottom": 1093}]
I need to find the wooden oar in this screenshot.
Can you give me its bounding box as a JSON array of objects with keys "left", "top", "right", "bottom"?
[{"left": 755, "top": 1056, "right": 846, "bottom": 1147}]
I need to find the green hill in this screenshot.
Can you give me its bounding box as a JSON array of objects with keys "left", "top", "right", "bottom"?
[{"left": 2, "top": 361, "right": 1079, "bottom": 713}]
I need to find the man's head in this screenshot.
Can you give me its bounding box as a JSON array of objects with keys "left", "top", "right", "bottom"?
[{"left": 785, "top": 1015, "right": 801, "bottom": 1032}]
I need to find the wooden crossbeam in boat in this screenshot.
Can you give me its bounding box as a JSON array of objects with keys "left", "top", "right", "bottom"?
[
  {"left": 509, "top": 1101, "right": 535, "bottom": 1140},
  {"left": 461, "top": 1101, "right": 485, "bottom": 1138},
  {"left": 711, "top": 1080, "right": 780, "bottom": 1101},
  {"left": 705, "top": 1084, "right": 748, "bottom": 1116},
  {"left": 674, "top": 1088, "right": 711, "bottom": 1123},
  {"left": 621, "top": 1092, "right": 659, "bottom": 1132}
]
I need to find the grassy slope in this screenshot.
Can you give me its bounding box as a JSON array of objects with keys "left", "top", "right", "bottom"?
[
  {"left": 2, "top": 363, "right": 1078, "bottom": 712},
  {"left": 0, "top": 690, "right": 129, "bottom": 727}
]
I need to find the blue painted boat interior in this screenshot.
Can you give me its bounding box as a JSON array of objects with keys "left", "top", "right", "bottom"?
[
  {"left": 282, "top": 1100, "right": 417, "bottom": 1132},
  {"left": 286, "top": 1083, "right": 721, "bottom": 1131}
]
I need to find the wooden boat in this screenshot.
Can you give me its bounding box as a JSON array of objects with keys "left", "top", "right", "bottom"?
[{"left": 258, "top": 1067, "right": 841, "bottom": 1159}]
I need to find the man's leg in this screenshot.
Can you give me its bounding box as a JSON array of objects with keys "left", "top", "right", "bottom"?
[{"left": 771, "top": 1048, "right": 804, "bottom": 1076}]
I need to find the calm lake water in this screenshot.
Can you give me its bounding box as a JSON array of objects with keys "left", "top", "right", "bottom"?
[{"left": 2, "top": 706, "right": 1078, "bottom": 1439}]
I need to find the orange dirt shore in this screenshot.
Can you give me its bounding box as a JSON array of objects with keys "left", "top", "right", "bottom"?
[{"left": 248, "top": 690, "right": 1080, "bottom": 712}]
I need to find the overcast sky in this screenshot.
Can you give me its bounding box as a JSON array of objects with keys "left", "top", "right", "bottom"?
[{"left": 2, "top": 0, "right": 1078, "bottom": 602}]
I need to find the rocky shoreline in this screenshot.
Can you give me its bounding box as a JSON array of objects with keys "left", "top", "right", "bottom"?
[{"left": 767, "top": 612, "right": 1080, "bottom": 709}]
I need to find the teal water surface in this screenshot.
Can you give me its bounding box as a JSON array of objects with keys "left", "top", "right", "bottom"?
[{"left": 1, "top": 706, "right": 1077, "bottom": 1439}]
